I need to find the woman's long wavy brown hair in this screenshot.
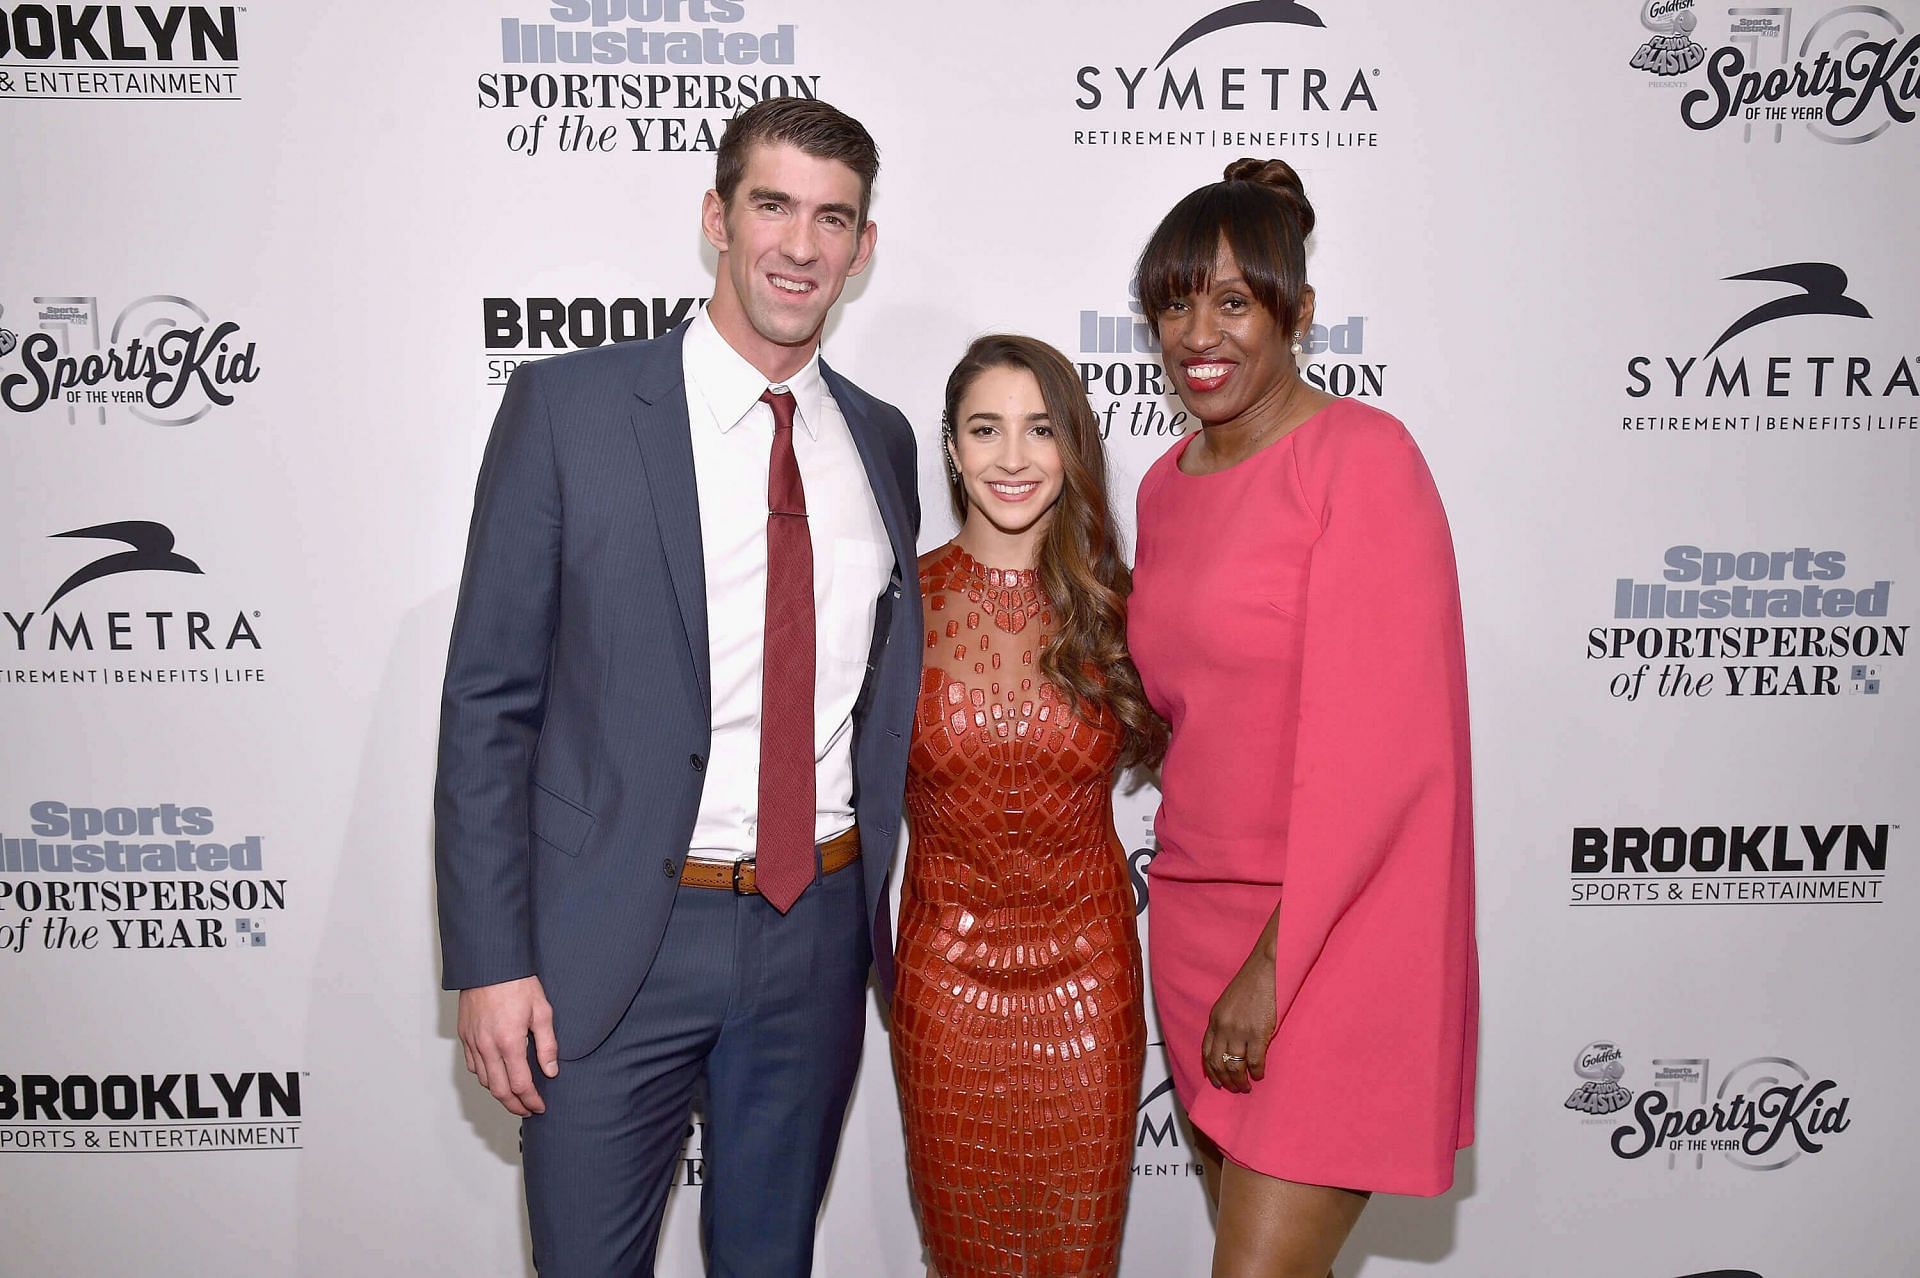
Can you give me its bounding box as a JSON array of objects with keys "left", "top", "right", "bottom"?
[{"left": 941, "top": 335, "right": 1167, "bottom": 771}]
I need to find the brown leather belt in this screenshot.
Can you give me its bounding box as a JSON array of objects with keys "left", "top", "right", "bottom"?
[{"left": 679, "top": 827, "right": 860, "bottom": 895}]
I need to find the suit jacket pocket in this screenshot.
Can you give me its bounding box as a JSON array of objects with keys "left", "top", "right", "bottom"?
[{"left": 529, "top": 780, "right": 595, "bottom": 857}]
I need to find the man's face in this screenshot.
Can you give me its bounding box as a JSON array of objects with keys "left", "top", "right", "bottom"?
[{"left": 702, "top": 141, "right": 876, "bottom": 362}]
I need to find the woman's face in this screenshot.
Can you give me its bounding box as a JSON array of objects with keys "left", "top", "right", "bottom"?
[
  {"left": 949, "top": 365, "right": 1066, "bottom": 539},
  {"left": 1156, "top": 240, "right": 1312, "bottom": 427}
]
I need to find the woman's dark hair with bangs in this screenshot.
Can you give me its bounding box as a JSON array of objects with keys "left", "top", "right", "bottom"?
[{"left": 1134, "top": 158, "right": 1316, "bottom": 335}]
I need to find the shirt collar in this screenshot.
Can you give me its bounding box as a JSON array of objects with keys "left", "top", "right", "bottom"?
[{"left": 684, "top": 308, "right": 826, "bottom": 440}]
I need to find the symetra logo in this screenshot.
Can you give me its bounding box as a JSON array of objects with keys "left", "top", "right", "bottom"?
[
  {"left": 0, "top": 5, "right": 242, "bottom": 102},
  {"left": 1704, "top": 263, "right": 1870, "bottom": 355},
  {"left": 3, "top": 520, "right": 270, "bottom": 690},
  {"left": 43, "top": 522, "right": 203, "bottom": 610},
  {"left": 1071, "top": 1, "right": 1382, "bottom": 151},
  {"left": 1155, "top": 1, "right": 1327, "bottom": 68},
  {"left": 1621, "top": 262, "right": 1920, "bottom": 436},
  {"left": 1134, "top": 1051, "right": 1206, "bottom": 1181}
]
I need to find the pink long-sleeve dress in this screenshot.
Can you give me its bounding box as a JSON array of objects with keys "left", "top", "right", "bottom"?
[{"left": 1126, "top": 397, "right": 1477, "bottom": 1196}]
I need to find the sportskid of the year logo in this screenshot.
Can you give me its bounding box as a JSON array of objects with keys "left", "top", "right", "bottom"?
[
  {"left": 1569, "top": 1049, "right": 1857, "bottom": 1172},
  {"left": 1631, "top": 3, "right": 1919, "bottom": 144},
  {"left": 0, "top": 294, "right": 259, "bottom": 426}
]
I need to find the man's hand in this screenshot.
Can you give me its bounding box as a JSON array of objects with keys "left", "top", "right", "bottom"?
[{"left": 458, "top": 975, "right": 559, "bottom": 1117}]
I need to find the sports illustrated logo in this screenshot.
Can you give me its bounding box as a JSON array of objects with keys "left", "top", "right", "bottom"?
[
  {"left": 1622, "top": 263, "right": 1919, "bottom": 435},
  {"left": 1628, "top": 3, "right": 1919, "bottom": 144},
  {"left": 1564, "top": 1047, "right": 1855, "bottom": 1172},
  {"left": 1134, "top": 1049, "right": 1206, "bottom": 1180},
  {"left": 0, "top": 801, "right": 288, "bottom": 955},
  {"left": 0, "top": 1069, "right": 301, "bottom": 1154},
  {"left": 0, "top": 294, "right": 260, "bottom": 427},
  {"left": 483, "top": 294, "right": 705, "bottom": 386},
  {"left": 1074, "top": 292, "right": 1388, "bottom": 442},
  {"left": 1567, "top": 823, "right": 1890, "bottom": 906},
  {"left": 0, "top": 4, "right": 241, "bottom": 102},
  {"left": 1564, "top": 1040, "right": 1634, "bottom": 1115},
  {"left": 1632, "top": 1, "right": 1707, "bottom": 76},
  {"left": 478, "top": 2, "right": 822, "bottom": 157},
  {"left": 1071, "top": 1, "right": 1383, "bottom": 151},
  {"left": 1587, "top": 545, "right": 1905, "bottom": 701},
  {"left": 3, "top": 521, "right": 268, "bottom": 690}
]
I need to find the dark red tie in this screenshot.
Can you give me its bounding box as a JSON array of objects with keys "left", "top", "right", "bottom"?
[{"left": 757, "top": 388, "right": 814, "bottom": 913}]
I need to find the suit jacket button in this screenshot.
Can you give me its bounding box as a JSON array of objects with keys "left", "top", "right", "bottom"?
[
  {"left": 690, "top": 753, "right": 705, "bottom": 771},
  {"left": 662, "top": 859, "right": 675, "bottom": 879}
]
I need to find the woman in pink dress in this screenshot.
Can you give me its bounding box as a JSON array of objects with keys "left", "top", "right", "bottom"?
[{"left": 1126, "top": 159, "right": 1478, "bottom": 1275}]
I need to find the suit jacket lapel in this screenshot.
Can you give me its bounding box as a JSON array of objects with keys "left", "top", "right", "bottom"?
[
  {"left": 630, "top": 327, "right": 712, "bottom": 713},
  {"left": 821, "top": 360, "right": 913, "bottom": 582}
]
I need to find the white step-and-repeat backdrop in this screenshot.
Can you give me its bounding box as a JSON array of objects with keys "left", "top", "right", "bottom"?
[{"left": 3, "top": 1, "right": 1916, "bottom": 1274}]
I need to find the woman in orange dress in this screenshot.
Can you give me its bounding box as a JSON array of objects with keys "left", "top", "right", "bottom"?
[{"left": 891, "top": 335, "right": 1163, "bottom": 1278}]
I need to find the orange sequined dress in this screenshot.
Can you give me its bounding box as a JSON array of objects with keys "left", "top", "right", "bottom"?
[{"left": 891, "top": 542, "right": 1146, "bottom": 1278}]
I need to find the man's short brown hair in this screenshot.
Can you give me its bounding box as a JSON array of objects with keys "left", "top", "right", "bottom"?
[{"left": 715, "top": 97, "right": 880, "bottom": 224}]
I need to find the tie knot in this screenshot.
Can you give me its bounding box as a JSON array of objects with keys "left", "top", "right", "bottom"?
[{"left": 761, "top": 387, "right": 797, "bottom": 433}]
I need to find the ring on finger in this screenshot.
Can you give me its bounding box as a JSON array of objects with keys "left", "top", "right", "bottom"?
[{"left": 1218, "top": 1052, "right": 1246, "bottom": 1065}]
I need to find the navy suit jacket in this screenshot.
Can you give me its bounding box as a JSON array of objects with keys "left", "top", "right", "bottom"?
[{"left": 435, "top": 323, "right": 921, "bottom": 1060}]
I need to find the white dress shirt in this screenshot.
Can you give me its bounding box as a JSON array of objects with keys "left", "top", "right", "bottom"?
[{"left": 681, "top": 309, "right": 893, "bottom": 861}]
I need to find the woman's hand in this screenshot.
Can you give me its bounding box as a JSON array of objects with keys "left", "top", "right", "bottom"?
[{"left": 1202, "top": 903, "right": 1281, "bottom": 1093}]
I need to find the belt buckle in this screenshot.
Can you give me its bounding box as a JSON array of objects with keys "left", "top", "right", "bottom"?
[{"left": 731, "top": 858, "right": 750, "bottom": 895}]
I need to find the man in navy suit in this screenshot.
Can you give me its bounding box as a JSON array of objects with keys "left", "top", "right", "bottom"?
[{"left": 434, "top": 98, "right": 920, "bottom": 1276}]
